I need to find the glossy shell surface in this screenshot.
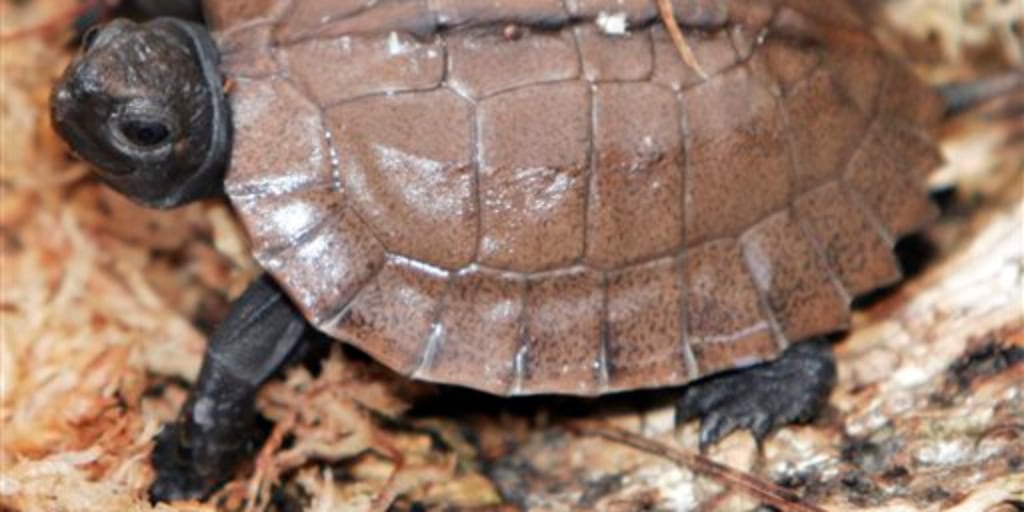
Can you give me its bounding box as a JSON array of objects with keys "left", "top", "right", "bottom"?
[{"left": 208, "top": 0, "right": 944, "bottom": 395}]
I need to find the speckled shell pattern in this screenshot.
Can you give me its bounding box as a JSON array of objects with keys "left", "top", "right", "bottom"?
[{"left": 208, "top": 0, "right": 943, "bottom": 396}]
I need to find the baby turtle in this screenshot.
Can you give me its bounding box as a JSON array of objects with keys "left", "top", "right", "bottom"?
[{"left": 50, "top": 0, "right": 945, "bottom": 502}]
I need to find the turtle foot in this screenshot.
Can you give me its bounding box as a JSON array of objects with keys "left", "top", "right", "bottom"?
[
  {"left": 675, "top": 337, "right": 836, "bottom": 450},
  {"left": 150, "top": 422, "right": 223, "bottom": 503},
  {"left": 148, "top": 275, "right": 306, "bottom": 503},
  {"left": 149, "top": 414, "right": 269, "bottom": 503}
]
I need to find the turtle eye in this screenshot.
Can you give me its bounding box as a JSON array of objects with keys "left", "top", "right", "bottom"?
[
  {"left": 82, "top": 26, "right": 101, "bottom": 51},
  {"left": 120, "top": 120, "right": 171, "bottom": 147}
]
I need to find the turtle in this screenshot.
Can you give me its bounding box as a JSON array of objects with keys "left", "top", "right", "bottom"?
[{"left": 50, "top": 0, "right": 948, "bottom": 502}]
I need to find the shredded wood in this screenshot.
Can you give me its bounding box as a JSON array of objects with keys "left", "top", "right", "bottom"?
[{"left": 1, "top": 1, "right": 1021, "bottom": 511}]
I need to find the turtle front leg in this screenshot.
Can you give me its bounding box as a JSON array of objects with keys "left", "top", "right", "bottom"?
[
  {"left": 675, "top": 337, "right": 836, "bottom": 450},
  {"left": 150, "top": 275, "right": 307, "bottom": 502}
]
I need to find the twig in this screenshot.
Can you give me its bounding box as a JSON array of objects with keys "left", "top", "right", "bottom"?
[
  {"left": 655, "top": 0, "right": 708, "bottom": 79},
  {"left": 571, "top": 421, "right": 828, "bottom": 512}
]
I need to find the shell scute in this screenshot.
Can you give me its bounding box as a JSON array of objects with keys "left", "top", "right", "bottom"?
[
  {"left": 844, "top": 122, "right": 940, "bottom": 240},
  {"left": 234, "top": 187, "right": 343, "bottom": 256},
  {"left": 477, "top": 82, "right": 590, "bottom": 273},
  {"left": 260, "top": 207, "right": 386, "bottom": 326},
  {"left": 283, "top": 32, "right": 444, "bottom": 106},
  {"left": 217, "top": 0, "right": 943, "bottom": 395},
  {"left": 421, "top": 269, "right": 525, "bottom": 394},
  {"left": 684, "top": 239, "right": 778, "bottom": 376},
  {"left": 446, "top": 27, "right": 580, "bottom": 100},
  {"left": 782, "top": 68, "right": 871, "bottom": 192},
  {"left": 681, "top": 66, "right": 792, "bottom": 245},
  {"left": 585, "top": 82, "right": 685, "bottom": 269},
  {"left": 606, "top": 257, "right": 691, "bottom": 391},
  {"left": 794, "top": 182, "right": 902, "bottom": 296},
  {"left": 224, "top": 78, "right": 333, "bottom": 197},
  {"left": 651, "top": 27, "right": 739, "bottom": 91},
  {"left": 517, "top": 267, "right": 606, "bottom": 395},
  {"left": 576, "top": 24, "right": 653, "bottom": 83},
  {"left": 329, "top": 89, "right": 477, "bottom": 270},
  {"left": 329, "top": 257, "right": 449, "bottom": 375},
  {"left": 740, "top": 210, "right": 850, "bottom": 342}
]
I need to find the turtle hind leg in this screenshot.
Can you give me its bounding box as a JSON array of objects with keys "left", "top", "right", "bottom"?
[
  {"left": 150, "top": 275, "right": 308, "bottom": 503},
  {"left": 675, "top": 337, "right": 836, "bottom": 450}
]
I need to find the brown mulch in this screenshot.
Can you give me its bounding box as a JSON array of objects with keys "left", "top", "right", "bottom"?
[{"left": 1, "top": 1, "right": 1021, "bottom": 511}]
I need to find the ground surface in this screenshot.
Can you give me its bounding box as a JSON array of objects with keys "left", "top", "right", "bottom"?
[{"left": 1, "top": 1, "right": 1022, "bottom": 511}]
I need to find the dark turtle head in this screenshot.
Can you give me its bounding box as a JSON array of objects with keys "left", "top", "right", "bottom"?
[{"left": 51, "top": 18, "right": 230, "bottom": 209}]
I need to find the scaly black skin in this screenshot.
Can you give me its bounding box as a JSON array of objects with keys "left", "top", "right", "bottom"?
[
  {"left": 150, "top": 276, "right": 307, "bottom": 501},
  {"left": 51, "top": 17, "right": 229, "bottom": 209},
  {"left": 51, "top": 18, "right": 839, "bottom": 503},
  {"left": 677, "top": 338, "right": 836, "bottom": 450}
]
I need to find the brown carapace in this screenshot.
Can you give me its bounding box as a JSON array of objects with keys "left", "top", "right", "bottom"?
[{"left": 211, "top": 0, "right": 943, "bottom": 396}]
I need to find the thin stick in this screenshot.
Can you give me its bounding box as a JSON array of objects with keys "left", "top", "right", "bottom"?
[
  {"left": 656, "top": 0, "right": 708, "bottom": 79},
  {"left": 572, "top": 421, "right": 829, "bottom": 512}
]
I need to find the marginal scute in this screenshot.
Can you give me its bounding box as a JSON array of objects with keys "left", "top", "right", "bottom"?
[
  {"left": 233, "top": 187, "right": 343, "bottom": 256},
  {"left": 876, "top": 118, "right": 946, "bottom": 180},
  {"left": 218, "top": 0, "right": 943, "bottom": 396},
  {"left": 880, "top": 62, "right": 946, "bottom": 127},
  {"left": 844, "top": 122, "right": 939, "bottom": 239},
  {"left": 740, "top": 210, "right": 850, "bottom": 342},
  {"left": 259, "top": 207, "right": 386, "bottom": 326},
  {"left": 425, "top": 269, "right": 525, "bottom": 394},
  {"left": 329, "top": 89, "right": 477, "bottom": 270},
  {"left": 330, "top": 257, "right": 449, "bottom": 375},
  {"left": 824, "top": 46, "right": 887, "bottom": 114},
  {"left": 794, "top": 182, "right": 902, "bottom": 296},
  {"left": 518, "top": 267, "right": 605, "bottom": 395},
  {"left": 684, "top": 239, "right": 778, "bottom": 375},
  {"left": 606, "top": 257, "right": 690, "bottom": 391}
]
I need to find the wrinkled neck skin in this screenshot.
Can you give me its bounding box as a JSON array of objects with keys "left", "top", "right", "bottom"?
[{"left": 50, "top": 17, "right": 231, "bottom": 209}]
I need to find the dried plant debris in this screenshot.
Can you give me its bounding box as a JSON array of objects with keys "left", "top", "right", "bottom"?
[
  {"left": 876, "top": 0, "right": 1024, "bottom": 79},
  {"left": 2, "top": 0, "right": 1022, "bottom": 511}
]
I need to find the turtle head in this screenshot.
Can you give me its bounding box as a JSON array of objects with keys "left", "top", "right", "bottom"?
[{"left": 51, "top": 18, "right": 230, "bottom": 209}]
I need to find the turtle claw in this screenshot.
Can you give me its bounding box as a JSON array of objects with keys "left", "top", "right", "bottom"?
[
  {"left": 149, "top": 422, "right": 224, "bottom": 503},
  {"left": 149, "top": 412, "right": 268, "bottom": 503},
  {"left": 676, "top": 338, "right": 837, "bottom": 450},
  {"left": 697, "top": 411, "right": 740, "bottom": 451}
]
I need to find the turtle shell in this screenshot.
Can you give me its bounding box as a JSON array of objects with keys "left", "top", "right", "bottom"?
[{"left": 205, "top": 0, "right": 943, "bottom": 396}]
